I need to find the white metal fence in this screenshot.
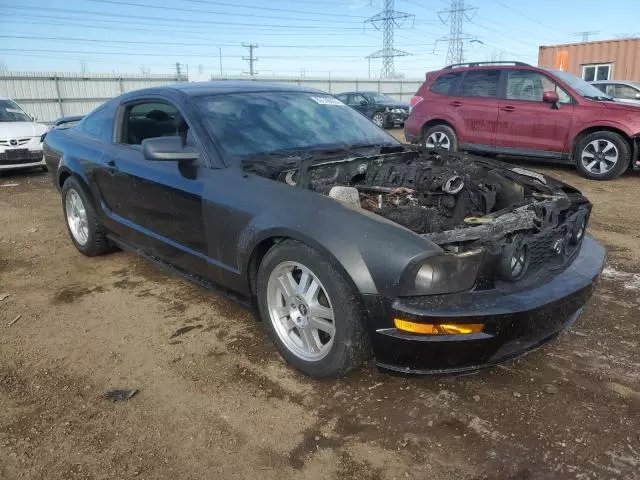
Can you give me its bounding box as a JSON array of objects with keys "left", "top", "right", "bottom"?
[{"left": 0, "top": 71, "right": 423, "bottom": 124}]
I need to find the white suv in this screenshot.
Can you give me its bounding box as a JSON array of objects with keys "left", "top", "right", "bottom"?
[{"left": 0, "top": 97, "right": 48, "bottom": 171}]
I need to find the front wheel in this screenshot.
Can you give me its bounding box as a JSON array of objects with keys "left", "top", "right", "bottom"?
[
  {"left": 256, "top": 240, "right": 370, "bottom": 378},
  {"left": 575, "top": 131, "right": 629, "bottom": 180},
  {"left": 371, "top": 112, "right": 386, "bottom": 128}
]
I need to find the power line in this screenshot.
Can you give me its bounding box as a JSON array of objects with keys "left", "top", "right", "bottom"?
[
  {"left": 242, "top": 44, "right": 258, "bottom": 76},
  {"left": 0, "top": 5, "right": 370, "bottom": 30},
  {"left": 1, "top": 14, "right": 380, "bottom": 37},
  {"left": 492, "top": 0, "right": 563, "bottom": 35},
  {"left": 366, "top": 0, "right": 415, "bottom": 79},
  {"left": 182, "top": 0, "right": 371, "bottom": 18},
  {"left": 0, "top": 33, "right": 435, "bottom": 50},
  {"left": 80, "top": 0, "right": 368, "bottom": 24}
]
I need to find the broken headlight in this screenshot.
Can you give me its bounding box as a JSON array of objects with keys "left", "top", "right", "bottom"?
[{"left": 399, "top": 249, "right": 483, "bottom": 296}]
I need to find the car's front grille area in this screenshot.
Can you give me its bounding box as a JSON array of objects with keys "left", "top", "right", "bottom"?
[
  {"left": 0, "top": 150, "right": 43, "bottom": 165},
  {"left": 528, "top": 231, "right": 566, "bottom": 272},
  {"left": 0, "top": 137, "right": 31, "bottom": 146}
]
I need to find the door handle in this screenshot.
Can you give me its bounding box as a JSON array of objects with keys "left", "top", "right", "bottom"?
[
  {"left": 105, "top": 159, "right": 119, "bottom": 175},
  {"left": 501, "top": 105, "right": 516, "bottom": 112},
  {"left": 450, "top": 101, "right": 463, "bottom": 107}
]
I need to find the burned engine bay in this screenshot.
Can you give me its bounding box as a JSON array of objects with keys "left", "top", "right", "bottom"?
[{"left": 246, "top": 148, "right": 591, "bottom": 282}]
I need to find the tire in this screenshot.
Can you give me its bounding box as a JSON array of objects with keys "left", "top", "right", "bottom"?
[
  {"left": 371, "top": 112, "right": 386, "bottom": 129},
  {"left": 61, "top": 176, "right": 111, "bottom": 256},
  {"left": 423, "top": 124, "right": 458, "bottom": 152},
  {"left": 575, "top": 131, "right": 629, "bottom": 180},
  {"left": 256, "top": 240, "right": 370, "bottom": 378}
]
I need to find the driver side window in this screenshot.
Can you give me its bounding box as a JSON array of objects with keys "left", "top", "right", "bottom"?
[{"left": 121, "top": 102, "right": 184, "bottom": 145}]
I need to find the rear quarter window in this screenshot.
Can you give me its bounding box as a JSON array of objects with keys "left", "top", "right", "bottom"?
[
  {"left": 429, "top": 72, "right": 462, "bottom": 95},
  {"left": 81, "top": 104, "right": 115, "bottom": 142},
  {"left": 458, "top": 70, "right": 500, "bottom": 98}
]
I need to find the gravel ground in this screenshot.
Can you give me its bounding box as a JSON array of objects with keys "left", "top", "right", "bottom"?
[{"left": 1, "top": 138, "right": 639, "bottom": 480}]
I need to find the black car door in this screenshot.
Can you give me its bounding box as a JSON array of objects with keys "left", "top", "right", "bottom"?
[{"left": 94, "top": 99, "right": 209, "bottom": 278}]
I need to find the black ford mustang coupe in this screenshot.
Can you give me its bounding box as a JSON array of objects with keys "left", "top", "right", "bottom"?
[{"left": 44, "top": 82, "right": 605, "bottom": 378}]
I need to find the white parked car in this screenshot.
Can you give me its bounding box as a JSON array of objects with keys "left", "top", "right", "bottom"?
[
  {"left": 0, "top": 97, "right": 48, "bottom": 171},
  {"left": 590, "top": 80, "right": 640, "bottom": 106}
]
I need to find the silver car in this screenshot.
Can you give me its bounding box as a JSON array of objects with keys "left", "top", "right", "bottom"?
[{"left": 591, "top": 80, "right": 640, "bottom": 106}]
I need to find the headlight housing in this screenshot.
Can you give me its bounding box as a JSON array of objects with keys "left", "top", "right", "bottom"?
[{"left": 399, "top": 249, "right": 483, "bottom": 296}]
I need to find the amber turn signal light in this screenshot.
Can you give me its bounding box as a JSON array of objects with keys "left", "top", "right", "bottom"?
[{"left": 393, "top": 319, "right": 483, "bottom": 335}]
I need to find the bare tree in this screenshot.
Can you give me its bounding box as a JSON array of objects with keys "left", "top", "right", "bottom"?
[{"left": 0, "top": 59, "right": 8, "bottom": 73}]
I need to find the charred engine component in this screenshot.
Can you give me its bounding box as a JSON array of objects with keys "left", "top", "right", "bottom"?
[{"left": 328, "top": 186, "right": 360, "bottom": 207}]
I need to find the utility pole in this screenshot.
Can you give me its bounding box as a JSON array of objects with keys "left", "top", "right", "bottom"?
[
  {"left": 175, "top": 62, "right": 182, "bottom": 79},
  {"left": 437, "top": 0, "right": 477, "bottom": 65},
  {"left": 218, "top": 47, "right": 223, "bottom": 77},
  {"left": 365, "top": 0, "right": 414, "bottom": 79},
  {"left": 574, "top": 31, "right": 599, "bottom": 42},
  {"left": 242, "top": 43, "right": 258, "bottom": 76}
]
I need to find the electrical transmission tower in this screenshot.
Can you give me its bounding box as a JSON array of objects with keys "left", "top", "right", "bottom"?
[
  {"left": 242, "top": 43, "right": 258, "bottom": 76},
  {"left": 365, "top": 0, "right": 414, "bottom": 79},
  {"left": 437, "top": 0, "right": 477, "bottom": 65},
  {"left": 574, "top": 31, "right": 599, "bottom": 42}
]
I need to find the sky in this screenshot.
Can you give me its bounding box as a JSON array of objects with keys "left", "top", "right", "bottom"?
[{"left": 0, "top": 0, "right": 638, "bottom": 79}]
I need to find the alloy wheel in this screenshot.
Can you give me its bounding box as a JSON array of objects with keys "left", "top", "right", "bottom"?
[
  {"left": 65, "top": 189, "right": 89, "bottom": 246},
  {"left": 266, "top": 261, "right": 336, "bottom": 362},
  {"left": 581, "top": 139, "right": 619, "bottom": 175},
  {"left": 425, "top": 131, "right": 451, "bottom": 150},
  {"left": 372, "top": 113, "right": 385, "bottom": 128}
]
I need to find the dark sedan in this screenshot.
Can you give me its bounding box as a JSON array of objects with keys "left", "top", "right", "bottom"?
[
  {"left": 44, "top": 82, "right": 605, "bottom": 378},
  {"left": 335, "top": 91, "right": 409, "bottom": 128}
]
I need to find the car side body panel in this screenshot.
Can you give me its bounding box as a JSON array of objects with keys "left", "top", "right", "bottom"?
[
  {"left": 44, "top": 96, "right": 443, "bottom": 301},
  {"left": 406, "top": 65, "right": 640, "bottom": 168}
]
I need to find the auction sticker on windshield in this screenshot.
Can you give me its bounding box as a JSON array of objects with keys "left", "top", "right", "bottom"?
[{"left": 310, "top": 96, "right": 346, "bottom": 106}]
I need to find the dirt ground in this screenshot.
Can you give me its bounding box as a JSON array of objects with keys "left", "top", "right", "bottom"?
[{"left": 1, "top": 134, "right": 639, "bottom": 480}]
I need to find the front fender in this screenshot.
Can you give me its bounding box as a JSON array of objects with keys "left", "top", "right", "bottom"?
[{"left": 233, "top": 175, "right": 442, "bottom": 297}]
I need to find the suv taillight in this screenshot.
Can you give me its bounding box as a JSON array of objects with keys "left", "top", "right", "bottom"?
[{"left": 409, "top": 96, "right": 424, "bottom": 113}]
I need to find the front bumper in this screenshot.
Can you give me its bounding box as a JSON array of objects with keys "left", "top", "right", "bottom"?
[
  {"left": 385, "top": 111, "right": 409, "bottom": 126},
  {"left": 365, "top": 235, "right": 605, "bottom": 375},
  {"left": 0, "top": 148, "right": 45, "bottom": 171}
]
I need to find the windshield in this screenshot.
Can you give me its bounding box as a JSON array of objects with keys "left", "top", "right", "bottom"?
[
  {"left": 0, "top": 100, "right": 31, "bottom": 122},
  {"left": 367, "top": 92, "right": 397, "bottom": 103},
  {"left": 545, "top": 69, "right": 613, "bottom": 100},
  {"left": 193, "top": 91, "right": 398, "bottom": 159}
]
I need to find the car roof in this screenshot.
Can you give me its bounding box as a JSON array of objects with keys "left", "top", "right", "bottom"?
[
  {"left": 157, "top": 81, "right": 326, "bottom": 97},
  {"left": 591, "top": 80, "right": 640, "bottom": 86},
  {"left": 338, "top": 91, "right": 377, "bottom": 95}
]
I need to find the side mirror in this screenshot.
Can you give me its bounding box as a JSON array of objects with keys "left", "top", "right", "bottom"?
[
  {"left": 142, "top": 137, "right": 199, "bottom": 162},
  {"left": 635, "top": 92, "right": 640, "bottom": 99},
  {"left": 542, "top": 90, "right": 559, "bottom": 105},
  {"left": 359, "top": 100, "right": 368, "bottom": 106}
]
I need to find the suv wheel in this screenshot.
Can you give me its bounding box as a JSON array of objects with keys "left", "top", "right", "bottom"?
[
  {"left": 372, "top": 112, "right": 386, "bottom": 128},
  {"left": 575, "top": 131, "right": 629, "bottom": 180},
  {"left": 256, "top": 240, "right": 370, "bottom": 378},
  {"left": 423, "top": 124, "right": 457, "bottom": 151}
]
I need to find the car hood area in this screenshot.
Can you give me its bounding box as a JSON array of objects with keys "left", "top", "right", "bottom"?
[
  {"left": 0, "top": 121, "right": 48, "bottom": 140},
  {"left": 244, "top": 147, "right": 591, "bottom": 285}
]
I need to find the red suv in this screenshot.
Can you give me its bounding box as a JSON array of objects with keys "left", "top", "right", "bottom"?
[{"left": 405, "top": 61, "right": 640, "bottom": 180}]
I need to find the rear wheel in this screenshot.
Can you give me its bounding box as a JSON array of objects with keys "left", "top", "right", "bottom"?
[
  {"left": 62, "top": 177, "right": 111, "bottom": 256},
  {"left": 575, "top": 131, "right": 629, "bottom": 180},
  {"left": 256, "top": 240, "right": 370, "bottom": 378},
  {"left": 423, "top": 124, "right": 457, "bottom": 152}
]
